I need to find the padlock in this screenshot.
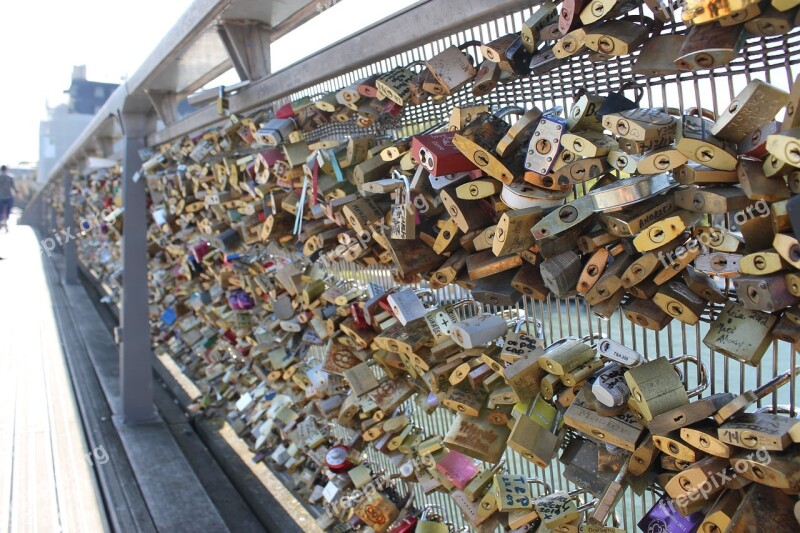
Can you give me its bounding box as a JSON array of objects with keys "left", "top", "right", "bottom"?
[
  {"left": 638, "top": 493, "right": 705, "bottom": 533},
  {"left": 535, "top": 489, "right": 597, "bottom": 529},
  {"left": 584, "top": 253, "right": 635, "bottom": 305},
  {"left": 734, "top": 274, "right": 800, "bottom": 313},
  {"left": 256, "top": 118, "right": 297, "bottom": 146},
  {"left": 664, "top": 455, "right": 731, "bottom": 502},
  {"left": 492, "top": 206, "right": 543, "bottom": 257},
  {"left": 712, "top": 79, "right": 790, "bottom": 142},
  {"left": 389, "top": 174, "right": 416, "bottom": 241},
  {"left": 675, "top": 22, "right": 746, "bottom": 72},
  {"left": 450, "top": 314, "right": 507, "bottom": 349},
  {"left": 453, "top": 107, "right": 530, "bottom": 184},
  {"left": 444, "top": 409, "right": 510, "bottom": 463},
  {"left": 524, "top": 115, "right": 567, "bottom": 175},
  {"left": 424, "top": 41, "right": 478, "bottom": 96},
  {"left": 471, "top": 60, "right": 502, "bottom": 97},
  {"left": 522, "top": 0, "right": 559, "bottom": 51},
  {"left": 560, "top": 0, "right": 590, "bottom": 34},
  {"left": 465, "top": 250, "right": 522, "bottom": 280},
  {"left": 415, "top": 505, "right": 449, "bottom": 533},
  {"left": 506, "top": 478, "right": 553, "bottom": 529},
  {"left": 682, "top": 0, "right": 760, "bottom": 24},
  {"left": 623, "top": 297, "right": 673, "bottom": 331},
  {"left": 652, "top": 280, "right": 708, "bottom": 325},
  {"left": 591, "top": 363, "right": 631, "bottom": 410},
  {"left": 625, "top": 354, "right": 708, "bottom": 423},
  {"left": 540, "top": 250, "right": 583, "bottom": 297},
  {"left": 532, "top": 195, "right": 595, "bottom": 242},
  {"left": 632, "top": 34, "right": 685, "bottom": 77},
  {"left": 718, "top": 413, "right": 800, "bottom": 451},
  {"left": 565, "top": 388, "right": 644, "bottom": 451},
  {"left": 561, "top": 131, "right": 617, "bottom": 157},
  {"left": 375, "top": 63, "right": 424, "bottom": 106},
  {"left": 508, "top": 396, "right": 563, "bottom": 468},
  {"left": 703, "top": 301, "right": 778, "bottom": 366},
  {"left": 766, "top": 126, "right": 800, "bottom": 169},
  {"left": 603, "top": 108, "right": 678, "bottom": 142},
  {"left": 553, "top": 23, "right": 596, "bottom": 59},
  {"left": 412, "top": 131, "right": 476, "bottom": 178},
  {"left": 496, "top": 107, "right": 544, "bottom": 158},
  {"left": 584, "top": 19, "right": 651, "bottom": 57},
  {"left": 734, "top": 448, "right": 800, "bottom": 494},
  {"left": 714, "top": 366, "right": 800, "bottom": 424},
  {"left": 599, "top": 192, "right": 676, "bottom": 237},
  {"left": 675, "top": 113, "right": 738, "bottom": 171}
]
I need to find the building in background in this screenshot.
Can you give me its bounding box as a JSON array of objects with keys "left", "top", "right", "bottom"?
[{"left": 38, "top": 66, "right": 118, "bottom": 183}]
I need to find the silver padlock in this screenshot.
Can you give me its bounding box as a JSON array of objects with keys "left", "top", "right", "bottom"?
[
  {"left": 387, "top": 288, "right": 431, "bottom": 326},
  {"left": 256, "top": 118, "right": 297, "bottom": 146},
  {"left": 450, "top": 314, "right": 508, "bottom": 349}
]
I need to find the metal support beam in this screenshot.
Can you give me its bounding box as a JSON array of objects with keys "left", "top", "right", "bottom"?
[
  {"left": 218, "top": 20, "right": 271, "bottom": 81},
  {"left": 63, "top": 173, "right": 78, "bottom": 285},
  {"left": 146, "top": 90, "right": 181, "bottom": 126},
  {"left": 119, "top": 112, "right": 157, "bottom": 424}
]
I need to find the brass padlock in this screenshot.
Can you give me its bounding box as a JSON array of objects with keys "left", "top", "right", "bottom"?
[
  {"left": 522, "top": 0, "right": 559, "bottom": 51},
  {"left": 734, "top": 273, "right": 800, "bottom": 313},
  {"left": 703, "top": 301, "right": 778, "bottom": 366},
  {"left": 712, "top": 79, "right": 790, "bottom": 142},
  {"left": 719, "top": 413, "right": 800, "bottom": 451},
  {"left": 425, "top": 41, "right": 478, "bottom": 96},
  {"left": 584, "top": 19, "right": 651, "bottom": 57},
  {"left": 625, "top": 354, "right": 708, "bottom": 423},
  {"left": 652, "top": 280, "right": 708, "bottom": 325},
  {"left": 646, "top": 392, "right": 734, "bottom": 436},
  {"left": 508, "top": 396, "right": 563, "bottom": 468},
  {"left": 675, "top": 22, "right": 745, "bottom": 72},
  {"left": 676, "top": 113, "right": 738, "bottom": 171},
  {"left": 565, "top": 388, "right": 644, "bottom": 451},
  {"left": 603, "top": 108, "right": 678, "bottom": 142},
  {"left": 416, "top": 505, "right": 450, "bottom": 533}
]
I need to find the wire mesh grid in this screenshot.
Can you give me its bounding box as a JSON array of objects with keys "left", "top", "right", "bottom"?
[{"left": 256, "top": 5, "right": 800, "bottom": 530}]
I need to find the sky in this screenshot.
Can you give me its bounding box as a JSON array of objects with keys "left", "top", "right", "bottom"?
[{"left": 0, "top": 0, "right": 416, "bottom": 169}]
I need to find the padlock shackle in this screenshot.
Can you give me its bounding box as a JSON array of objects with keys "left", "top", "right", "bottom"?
[
  {"left": 513, "top": 317, "right": 543, "bottom": 336},
  {"left": 403, "top": 59, "right": 428, "bottom": 71},
  {"left": 667, "top": 354, "right": 708, "bottom": 398},
  {"left": 494, "top": 105, "right": 527, "bottom": 119},
  {"left": 452, "top": 299, "right": 484, "bottom": 315},
  {"left": 542, "top": 105, "right": 563, "bottom": 118},
  {"left": 526, "top": 477, "right": 553, "bottom": 495},
  {"left": 685, "top": 107, "right": 717, "bottom": 121},
  {"left": 392, "top": 170, "right": 413, "bottom": 204},
  {"left": 754, "top": 404, "right": 795, "bottom": 415},
  {"left": 753, "top": 365, "right": 800, "bottom": 399}
]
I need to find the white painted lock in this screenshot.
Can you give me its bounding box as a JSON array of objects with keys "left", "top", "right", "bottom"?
[
  {"left": 591, "top": 363, "right": 631, "bottom": 408},
  {"left": 450, "top": 314, "right": 508, "bottom": 348},
  {"left": 387, "top": 288, "right": 428, "bottom": 325}
]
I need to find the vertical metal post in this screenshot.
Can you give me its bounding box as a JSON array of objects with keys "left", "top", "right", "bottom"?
[
  {"left": 63, "top": 172, "right": 78, "bottom": 284},
  {"left": 119, "top": 112, "right": 156, "bottom": 424}
]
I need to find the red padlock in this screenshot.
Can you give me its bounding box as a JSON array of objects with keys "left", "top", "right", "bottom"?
[{"left": 411, "top": 131, "right": 478, "bottom": 177}]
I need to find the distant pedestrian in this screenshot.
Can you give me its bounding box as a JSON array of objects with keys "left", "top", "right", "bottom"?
[{"left": 0, "top": 165, "right": 16, "bottom": 232}]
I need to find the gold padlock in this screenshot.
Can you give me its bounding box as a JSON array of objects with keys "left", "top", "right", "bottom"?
[{"left": 625, "top": 354, "right": 708, "bottom": 423}]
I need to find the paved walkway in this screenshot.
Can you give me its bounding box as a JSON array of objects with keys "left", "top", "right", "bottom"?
[{"left": 0, "top": 213, "right": 108, "bottom": 533}]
